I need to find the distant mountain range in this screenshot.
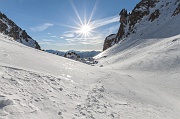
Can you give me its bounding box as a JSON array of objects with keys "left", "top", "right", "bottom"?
[{"left": 45, "top": 50, "right": 101, "bottom": 58}]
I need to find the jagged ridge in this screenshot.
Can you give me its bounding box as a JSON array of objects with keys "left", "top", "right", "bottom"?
[
  {"left": 103, "top": 0, "right": 180, "bottom": 51},
  {"left": 0, "top": 12, "right": 41, "bottom": 49}
]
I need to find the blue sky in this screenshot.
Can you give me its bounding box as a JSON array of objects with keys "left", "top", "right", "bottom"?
[{"left": 0, "top": 0, "right": 140, "bottom": 51}]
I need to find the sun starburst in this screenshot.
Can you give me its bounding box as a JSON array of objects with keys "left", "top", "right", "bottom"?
[
  {"left": 62, "top": 1, "right": 119, "bottom": 42},
  {"left": 61, "top": 1, "right": 98, "bottom": 39},
  {"left": 76, "top": 23, "right": 93, "bottom": 38},
  {"left": 79, "top": 24, "right": 91, "bottom": 34}
]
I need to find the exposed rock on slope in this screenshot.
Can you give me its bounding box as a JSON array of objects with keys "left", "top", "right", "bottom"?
[
  {"left": 0, "top": 12, "right": 41, "bottom": 49},
  {"left": 64, "top": 51, "right": 80, "bottom": 59},
  {"left": 103, "top": 0, "right": 180, "bottom": 51},
  {"left": 103, "top": 34, "right": 116, "bottom": 51},
  {"left": 172, "top": 0, "right": 180, "bottom": 16}
]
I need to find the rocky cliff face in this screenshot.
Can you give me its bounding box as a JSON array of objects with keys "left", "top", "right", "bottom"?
[
  {"left": 103, "top": 0, "right": 180, "bottom": 51},
  {"left": 103, "top": 34, "right": 116, "bottom": 51},
  {"left": 0, "top": 12, "right": 41, "bottom": 49}
]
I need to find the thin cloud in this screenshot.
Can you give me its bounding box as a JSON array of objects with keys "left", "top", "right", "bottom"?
[
  {"left": 65, "top": 39, "right": 76, "bottom": 42},
  {"left": 30, "top": 23, "right": 54, "bottom": 32},
  {"left": 91, "top": 15, "right": 119, "bottom": 29},
  {"left": 62, "top": 32, "right": 75, "bottom": 38},
  {"left": 39, "top": 41, "right": 51, "bottom": 45},
  {"left": 64, "top": 35, "right": 104, "bottom": 45},
  {"left": 42, "top": 39, "right": 54, "bottom": 42},
  {"left": 102, "top": 25, "right": 119, "bottom": 36},
  {"left": 51, "top": 36, "right": 57, "bottom": 38},
  {"left": 54, "top": 43, "right": 76, "bottom": 46}
]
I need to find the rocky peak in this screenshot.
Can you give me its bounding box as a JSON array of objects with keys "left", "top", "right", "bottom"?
[
  {"left": 0, "top": 12, "right": 41, "bottom": 49},
  {"left": 119, "top": 9, "right": 129, "bottom": 24},
  {"left": 102, "top": 0, "right": 180, "bottom": 51},
  {"left": 117, "top": 0, "right": 159, "bottom": 41}
]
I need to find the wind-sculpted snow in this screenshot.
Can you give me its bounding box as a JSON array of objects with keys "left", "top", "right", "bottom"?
[
  {"left": 0, "top": 65, "right": 80, "bottom": 118},
  {"left": 0, "top": 65, "right": 178, "bottom": 119}
]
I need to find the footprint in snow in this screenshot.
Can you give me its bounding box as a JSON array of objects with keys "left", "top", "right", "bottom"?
[
  {"left": 0, "top": 96, "right": 14, "bottom": 109},
  {"left": 3, "top": 53, "right": 9, "bottom": 57}
]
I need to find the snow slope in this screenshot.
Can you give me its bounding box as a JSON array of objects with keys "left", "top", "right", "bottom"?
[
  {"left": 96, "top": 0, "right": 180, "bottom": 71},
  {"left": 93, "top": 0, "right": 180, "bottom": 118},
  {"left": 94, "top": 3, "right": 180, "bottom": 117},
  {"left": 95, "top": 34, "right": 180, "bottom": 113},
  {"left": 1, "top": 29, "right": 180, "bottom": 119}
]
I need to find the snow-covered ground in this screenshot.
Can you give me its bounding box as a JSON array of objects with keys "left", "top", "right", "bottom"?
[
  {"left": 0, "top": 27, "right": 180, "bottom": 119},
  {"left": 93, "top": 4, "right": 180, "bottom": 117},
  {"left": 95, "top": 34, "right": 180, "bottom": 118}
]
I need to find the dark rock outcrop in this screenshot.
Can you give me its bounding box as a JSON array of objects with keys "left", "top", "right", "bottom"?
[
  {"left": 116, "top": 9, "right": 129, "bottom": 43},
  {"left": 103, "top": 34, "right": 116, "bottom": 51},
  {"left": 172, "top": 1, "right": 180, "bottom": 16},
  {"left": 64, "top": 52, "right": 80, "bottom": 60},
  {"left": 149, "top": 9, "right": 160, "bottom": 22},
  {"left": 0, "top": 12, "right": 41, "bottom": 49}
]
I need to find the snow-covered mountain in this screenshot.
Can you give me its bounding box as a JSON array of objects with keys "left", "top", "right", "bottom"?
[
  {"left": 103, "top": 0, "right": 180, "bottom": 50},
  {"left": 97, "top": 0, "right": 180, "bottom": 69},
  {"left": 0, "top": 12, "right": 41, "bottom": 49}
]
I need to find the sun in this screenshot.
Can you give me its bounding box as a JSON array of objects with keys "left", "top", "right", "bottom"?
[
  {"left": 75, "top": 23, "right": 93, "bottom": 38},
  {"left": 79, "top": 24, "right": 91, "bottom": 34}
]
